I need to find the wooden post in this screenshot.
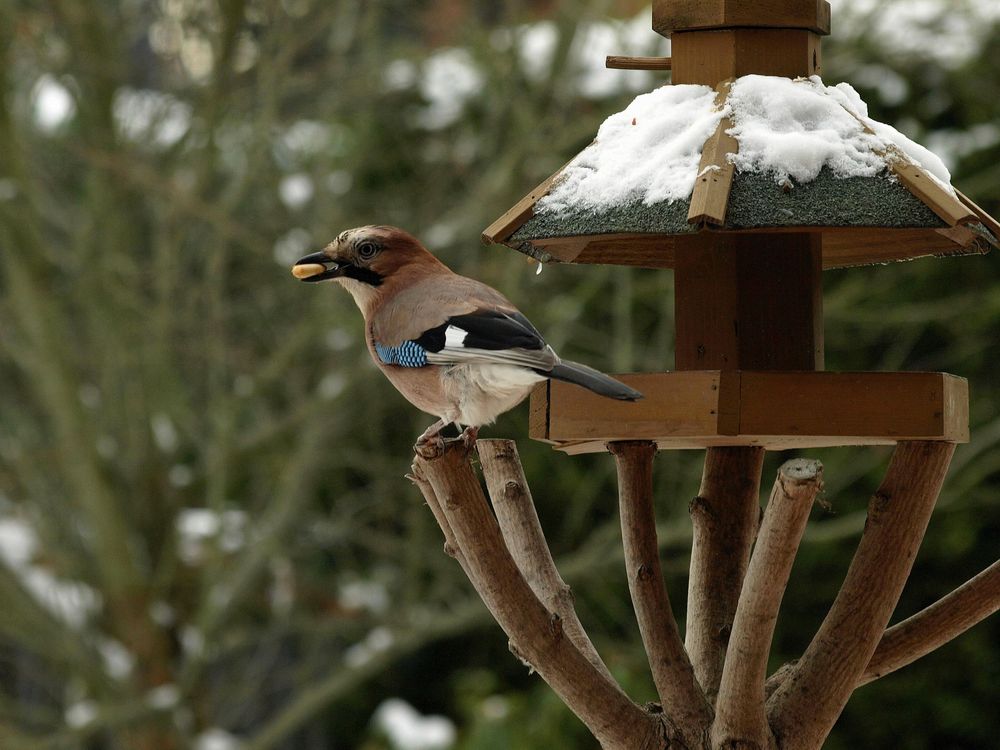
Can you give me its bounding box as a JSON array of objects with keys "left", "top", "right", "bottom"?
[{"left": 674, "top": 233, "right": 824, "bottom": 371}]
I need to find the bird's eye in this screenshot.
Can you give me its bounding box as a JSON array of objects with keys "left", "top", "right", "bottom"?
[{"left": 357, "top": 241, "right": 380, "bottom": 260}]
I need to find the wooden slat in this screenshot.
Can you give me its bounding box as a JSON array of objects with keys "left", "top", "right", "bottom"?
[
  {"left": 573, "top": 235, "right": 677, "bottom": 268},
  {"left": 653, "top": 0, "right": 832, "bottom": 36},
  {"left": 738, "top": 372, "right": 968, "bottom": 442},
  {"left": 688, "top": 82, "right": 738, "bottom": 226},
  {"left": 546, "top": 371, "right": 724, "bottom": 443},
  {"left": 955, "top": 188, "right": 1000, "bottom": 239},
  {"left": 885, "top": 153, "right": 976, "bottom": 228},
  {"left": 606, "top": 56, "right": 673, "bottom": 70},
  {"left": 822, "top": 227, "right": 975, "bottom": 268},
  {"left": 534, "top": 371, "right": 969, "bottom": 453}
]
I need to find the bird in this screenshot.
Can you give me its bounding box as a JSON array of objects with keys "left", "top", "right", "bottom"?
[{"left": 291, "top": 226, "right": 642, "bottom": 451}]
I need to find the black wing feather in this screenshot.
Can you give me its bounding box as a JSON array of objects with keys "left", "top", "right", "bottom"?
[{"left": 413, "top": 309, "right": 546, "bottom": 352}]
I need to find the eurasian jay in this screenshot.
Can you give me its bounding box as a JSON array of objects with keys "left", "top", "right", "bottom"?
[{"left": 291, "top": 226, "right": 642, "bottom": 448}]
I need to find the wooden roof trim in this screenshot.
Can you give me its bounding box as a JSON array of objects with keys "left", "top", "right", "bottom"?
[
  {"left": 883, "top": 150, "right": 977, "bottom": 228},
  {"left": 954, "top": 188, "right": 1000, "bottom": 241},
  {"left": 687, "top": 80, "right": 738, "bottom": 227},
  {"left": 482, "top": 154, "right": 583, "bottom": 245},
  {"left": 844, "top": 109, "right": 977, "bottom": 228}
]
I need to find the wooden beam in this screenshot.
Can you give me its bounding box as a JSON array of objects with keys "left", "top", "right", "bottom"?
[
  {"left": 688, "top": 82, "right": 738, "bottom": 226},
  {"left": 605, "top": 55, "right": 672, "bottom": 70},
  {"left": 531, "top": 371, "right": 969, "bottom": 452}
]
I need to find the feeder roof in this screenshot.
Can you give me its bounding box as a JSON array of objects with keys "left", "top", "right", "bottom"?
[{"left": 485, "top": 75, "right": 999, "bottom": 269}]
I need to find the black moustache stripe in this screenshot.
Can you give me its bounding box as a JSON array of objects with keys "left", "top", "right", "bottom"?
[{"left": 343, "top": 265, "right": 384, "bottom": 287}]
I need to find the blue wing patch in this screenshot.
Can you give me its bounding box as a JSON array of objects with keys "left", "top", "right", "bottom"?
[{"left": 375, "top": 340, "right": 428, "bottom": 367}]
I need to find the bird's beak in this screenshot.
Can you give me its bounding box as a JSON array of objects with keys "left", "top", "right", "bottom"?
[{"left": 291, "top": 251, "right": 346, "bottom": 283}]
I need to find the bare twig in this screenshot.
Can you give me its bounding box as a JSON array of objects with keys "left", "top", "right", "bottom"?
[
  {"left": 861, "top": 558, "right": 1000, "bottom": 685},
  {"left": 477, "top": 440, "right": 616, "bottom": 685},
  {"left": 414, "top": 443, "right": 666, "bottom": 750},
  {"left": 610, "top": 441, "right": 712, "bottom": 746},
  {"left": 767, "top": 442, "right": 955, "bottom": 750},
  {"left": 713, "top": 459, "right": 824, "bottom": 750},
  {"left": 686, "top": 447, "right": 766, "bottom": 703}
]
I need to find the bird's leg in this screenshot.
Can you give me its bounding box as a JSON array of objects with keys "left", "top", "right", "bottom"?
[
  {"left": 458, "top": 425, "right": 479, "bottom": 450},
  {"left": 414, "top": 418, "right": 447, "bottom": 460}
]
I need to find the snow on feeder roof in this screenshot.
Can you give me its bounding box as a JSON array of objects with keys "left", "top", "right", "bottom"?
[{"left": 484, "top": 74, "right": 999, "bottom": 270}]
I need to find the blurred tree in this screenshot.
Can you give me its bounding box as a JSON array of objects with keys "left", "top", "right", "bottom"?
[{"left": 0, "top": 0, "right": 996, "bottom": 748}]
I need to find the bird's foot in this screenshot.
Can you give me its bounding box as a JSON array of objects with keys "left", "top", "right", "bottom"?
[{"left": 414, "top": 420, "right": 447, "bottom": 460}]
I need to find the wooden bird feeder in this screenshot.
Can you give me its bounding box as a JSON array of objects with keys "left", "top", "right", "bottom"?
[
  {"left": 410, "top": 2, "right": 1000, "bottom": 749},
  {"left": 483, "top": 0, "right": 998, "bottom": 454}
]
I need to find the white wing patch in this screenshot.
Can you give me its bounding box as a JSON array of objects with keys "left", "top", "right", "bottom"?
[{"left": 444, "top": 325, "right": 468, "bottom": 348}]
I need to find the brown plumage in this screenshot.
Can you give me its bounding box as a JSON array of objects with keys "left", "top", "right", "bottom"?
[{"left": 292, "top": 226, "right": 641, "bottom": 447}]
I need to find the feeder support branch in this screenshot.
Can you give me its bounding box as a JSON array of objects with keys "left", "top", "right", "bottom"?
[
  {"left": 686, "top": 447, "right": 766, "bottom": 703},
  {"left": 767, "top": 441, "right": 955, "bottom": 750},
  {"left": 477, "top": 439, "right": 616, "bottom": 685},
  {"left": 712, "top": 459, "right": 823, "bottom": 750},
  {"left": 610, "top": 441, "right": 713, "bottom": 745},
  {"left": 412, "top": 443, "right": 666, "bottom": 750}
]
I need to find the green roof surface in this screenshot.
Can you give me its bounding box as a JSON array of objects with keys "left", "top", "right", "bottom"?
[{"left": 510, "top": 168, "right": 949, "bottom": 245}]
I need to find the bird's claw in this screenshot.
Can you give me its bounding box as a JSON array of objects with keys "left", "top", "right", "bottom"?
[
  {"left": 459, "top": 426, "right": 479, "bottom": 450},
  {"left": 414, "top": 433, "right": 447, "bottom": 460},
  {"left": 413, "top": 426, "right": 478, "bottom": 460}
]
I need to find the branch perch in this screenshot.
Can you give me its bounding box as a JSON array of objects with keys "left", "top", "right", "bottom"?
[
  {"left": 713, "top": 459, "right": 824, "bottom": 750},
  {"left": 767, "top": 441, "right": 955, "bottom": 750},
  {"left": 610, "top": 441, "right": 712, "bottom": 746},
  {"left": 477, "top": 439, "right": 616, "bottom": 685},
  {"left": 413, "top": 443, "right": 665, "bottom": 750},
  {"left": 686, "top": 447, "right": 766, "bottom": 703}
]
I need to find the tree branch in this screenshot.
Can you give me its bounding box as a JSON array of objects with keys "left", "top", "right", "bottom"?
[
  {"left": 861, "top": 557, "right": 1000, "bottom": 685},
  {"left": 414, "top": 443, "right": 666, "bottom": 750},
  {"left": 610, "top": 441, "right": 713, "bottom": 745},
  {"left": 686, "top": 447, "right": 765, "bottom": 703},
  {"left": 407, "top": 461, "right": 472, "bottom": 576},
  {"left": 476, "top": 439, "right": 617, "bottom": 685},
  {"left": 767, "top": 441, "right": 955, "bottom": 750},
  {"left": 713, "top": 459, "right": 824, "bottom": 750}
]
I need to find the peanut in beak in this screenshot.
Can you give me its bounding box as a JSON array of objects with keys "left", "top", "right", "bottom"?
[{"left": 291, "top": 263, "right": 328, "bottom": 279}]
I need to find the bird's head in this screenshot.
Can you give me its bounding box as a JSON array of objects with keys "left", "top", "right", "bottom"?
[{"left": 291, "top": 226, "right": 445, "bottom": 290}]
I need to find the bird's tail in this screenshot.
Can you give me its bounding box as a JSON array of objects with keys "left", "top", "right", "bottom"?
[{"left": 546, "top": 361, "right": 643, "bottom": 401}]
